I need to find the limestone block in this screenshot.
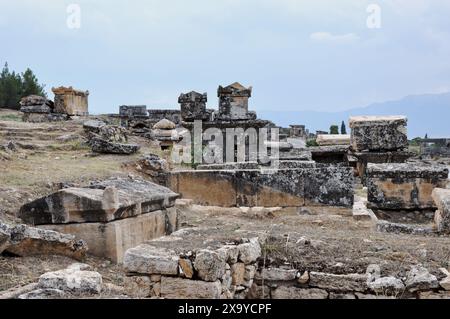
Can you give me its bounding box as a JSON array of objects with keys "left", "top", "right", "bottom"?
[
  {"left": 255, "top": 268, "right": 298, "bottom": 282},
  {"left": 405, "top": 265, "right": 439, "bottom": 292},
  {"left": 231, "top": 263, "right": 246, "bottom": 286},
  {"left": 124, "top": 276, "right": 152, "bottom": 298},
  {"left": 349, "top": 115, "right": 408, "bottom": 151},
  {"left": 38, "top": 268, "right": 102, "bottom": 294},
  {"left": 368, "top": 276, "right": 405, "bottom": 295},
  {"left": 194, "top": 249, "right": 226, "bottom": 282},
  {"left": 238, "top": 238, "right": 261, "bottom": 264}
]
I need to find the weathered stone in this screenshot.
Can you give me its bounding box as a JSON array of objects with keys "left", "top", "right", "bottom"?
[
  {"left": 309, "top": 272, "right": 368, "bottom": 292},
  {"left": 160, "top": 277, "right": 222, "bottom": 299},
  {"left": 153, "top": 119, "right": 176, "bottom": 130},
  {"left": 1, "top": 221, "right": 87, "bottom": 260},
  {"left": 309, "top": 145, "right": 349, "bottom": 164},
  {"left": 38, "top": 268, "right": 102, "bottom": 294},
  {"left": 179, "top": 91, "right": 211, "bottom": 122},
  {"left": 329, "top": 292, "right": 356, "bottom": 299},
  {"left": 405, "top": 265, "right": 439, "bottom": 292},
  {"left": 40, "top": 208, "right": 176, "bottom": 263},
  {"left": 217, "top": 82, "right": 255, "bottom": 121},
  {"left": 52, "top": 86, "right": 89, "bottom": 116},
  {"left": 439, "top": 277, "right": 450, "bottom": 291},
  {"left": 376, "top": 220, "right": 434, "bottom": 236},
  {"left": 367, "top": 163, "right": 448, "bottom": 210},
  {"left": 89, "top": 136, "right": 140, "bottom": 155},
  {"left": 316, "top": 134, "right": 350, "bottom": 146},
  {"left": 349, "top": 115, "right": 408, "bottom": 151},
  {"left": 83, "top": 120, "right": 106, "bottom": 132},
  {"left": 124, "top": 244, "right": 179, "bottom": 275},
  {"left": 124, "top": 276, "right": 152, "bottom": 298},
  {"left": 217, "top": 245, "right": 240, "bottom": 263},
  {"left": 255, "top": 268, "right": 298, "bottom": 282},
  {"left": 18, "top": 177, "right": 179, "bottom": 225},
  {"left": 432, "top": 188, "right": 450, "bottom": 234},
  {"left": 418, "top": 291, "right": 450, "bottom": 299},
  {"left": 18, "top": 288, "right": 66, "bottom": 299},
  {"left": 368, "top": 276, "right": 405, "bottom": 295},
  {"left": 272, "top": 286, "right": 328, "bottom": 299},
  {"left": 194, "top": 249, "right": 226, "bottom": 282},
  {"left": 238, "top": 238, "right": 261, "bottom": 264},
  {"left": 247, "top": 283, "right": 270, "bottom": 299},
  {"left": 179, "top": 258, "right": 194, "bottom": 279},
  {"left": 231, "top": 263, "right": 246, "bottom": 286},
  {"left": 298, "top": 271, "right": 310, "bottom": 284}
]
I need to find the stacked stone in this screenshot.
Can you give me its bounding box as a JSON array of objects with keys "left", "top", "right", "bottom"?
[
  {"left": 366, "top": 163, "right": 448, "bottom": 210},
  {"left": 83, "top": 120, "right": 140, "bottom": 155},
  {"left": 151, "top": 119, "right": 182, "bottom": 150},
  {"left": 123, "top": 229, "right": 261, "bottom": 299},
  {"left": 349, "top": 115, "right": 414, "bottom": 183},
  {"left": 432, "top": 188, "right": 450, "bottom": 234},
  {"left": 20, "top": 95, "right": 68, "bottom": 123},
  {"left": 17, "top": 177, "right": 180, "bottom": 263}
]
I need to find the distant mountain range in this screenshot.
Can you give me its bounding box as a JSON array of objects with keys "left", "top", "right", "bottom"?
[{"left": 259, "top": 92, "right": 450, "bottom": 138}]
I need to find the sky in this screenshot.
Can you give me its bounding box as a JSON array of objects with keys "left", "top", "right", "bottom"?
[{"left": 1, "top": 0, "right": 450, "bottom": 114}]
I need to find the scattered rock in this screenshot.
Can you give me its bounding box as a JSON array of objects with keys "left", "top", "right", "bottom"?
[
  {"left": 194, "top": 249, "right": 226, "bottom": 282},
  {"left": 89, "top": 136, "right": 140, "bottom": 155},
  {"left": 160, "top": 277, "right": 221, "bottom": 299},
  {"left": 1, "top": 221, "right": 87, "bottom": 260},
  {"left": 124, "top": 244, "right": 179, "bottom": 275},
  {"left": 38, "top": 266, "right": 102, "bottom": 295},
  {"left": 18, "top": 288, "right": 66, "bottom": 299},
  {"left": 272, "top": 286, "right": 328, "bottom": 299},
  {"left": 238, "top": 238, "right": 261, "bottom": 264}
]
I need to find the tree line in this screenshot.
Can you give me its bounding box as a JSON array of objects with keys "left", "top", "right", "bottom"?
[{"left": 0, "top": 62, "right": 47, "bottom": 110}]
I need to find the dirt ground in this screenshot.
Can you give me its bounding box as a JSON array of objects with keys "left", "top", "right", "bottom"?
[{"left": 1, "top": 109, "right": 450, "bottom": 298}]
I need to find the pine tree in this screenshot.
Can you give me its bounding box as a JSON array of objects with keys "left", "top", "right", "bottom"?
[
  {"left": 0, "top": 62, "right": 47, "bottom": 110},
  {"left": 21, "top": 68, "right": 46, "bottom": 98},
  {"left": 330, "top": 125, "right": 339, "bottom": 135},
  {"left": 340, "top": 121, "right": 347, "bottom": 135}
]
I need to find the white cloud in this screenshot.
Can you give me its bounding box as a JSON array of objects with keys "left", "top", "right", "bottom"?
[{"left": 310, "top": 32, "right": 359, "bottom": 44}]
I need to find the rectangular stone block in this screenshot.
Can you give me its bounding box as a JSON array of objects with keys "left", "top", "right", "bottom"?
[
  {"left": 432, "top": 188, "right": 450, "bottom": 233},
  {"left": 349, "top": 115, "right": 408, "bottom": 151},
  {"left": 160, "top": 277, "right": 222, "bottom": 299},
  {"left": 309, "top": 272, "right": 368, "bottom": 292},
  {"left": 124, "top": 244, "right": 179, "bottom": 275},
  {"left": 316, "top": 134, "right": 350, "bottom": 146},
  {"left": 40, "top": 209, "right": 177, "bottom": 263},
  {"left": 367, "top": 163, "right": 449, "bottom": 210}
]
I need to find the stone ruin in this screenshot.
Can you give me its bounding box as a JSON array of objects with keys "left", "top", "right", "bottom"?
[
  {"left": 420, "top": 138, "right": 450, "bottom": 158},
  {"left": 216, "top": 82, "right": 256, "bottom": 121},
  {"left": 52, "top": 86, "right": 89, "bottom": 116},
  {"left": 20, "top": 86, "right": 89, "bottom": 123},
  {"left": 17, "top": 177, "right": 179, "bottom": 263},
  {"left": 178, "top": 91, "right": 212, "bottom": 121},
  {"left": 150, "top": 119, "right": 182, "bottom": 150}
]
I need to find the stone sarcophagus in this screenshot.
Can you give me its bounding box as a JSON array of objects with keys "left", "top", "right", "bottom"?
[
  {"left": 349, "top": 116, "right": 408, "bottom": 152},
  {"left": 52, "top": 86, "right": 89, "bottom": 116},
  {"left": 367, "top": 163, "right": 449, "bottom": 210},
  {"left": 178, "top": 91, "right": 211, "bottom": 122}
]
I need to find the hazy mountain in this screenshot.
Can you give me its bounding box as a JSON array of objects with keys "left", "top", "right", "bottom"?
[{"left": 259, "top": 92, "right": 450, "bottom": 138}]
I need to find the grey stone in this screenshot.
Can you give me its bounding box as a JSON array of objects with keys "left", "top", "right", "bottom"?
[
  {"left": 0, "top": 227, "right": 10, "bottom": 254},
  {"left": 405, "top": 265, "right": 439, "bottom": 292},
  {"left": 124, "top": 244, "right": 179, "bottom": 275},
  {"left": 160, "top": 277, "right": 222, "bottom": 299},
  {"left": 309, "top": 272, "right": 368, "bottom": 292},
  {"left": 38, "top": 268, "right": 102, "bottom": 294},
  {"left": 194, "top": 249, "right": 226, "bottom": 282},
  {"left": 89, "top": 136, "right": 140, "bottom": 155},
  {"left": 83, "top": 120, "right": 106, "bottom": 132},
  {"left": 368, "top": 276, "right": 405, "bottom": 294},
  {"left": 153, "top": 119, "right": 176, "bottom": 130},
  {"left": 18, "top": 288, "right": 66, "bottom": 299},
  {"left": 1, "top": 221, "right": 87, "bottom": 260},
  {"left": 124, "top": 276, "right": 152, "bottom": 298},
  {"left": 432, "top": 188, "right": 450, "bottom": 234}
]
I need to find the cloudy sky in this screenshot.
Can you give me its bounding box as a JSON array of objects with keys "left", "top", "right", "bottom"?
[{"left": 1, "top": 0, "right": 449, "bottom": 114}]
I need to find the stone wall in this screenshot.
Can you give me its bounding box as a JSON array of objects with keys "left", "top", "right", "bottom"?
[{"left": 52, "top": 86, "right": 89, "bottom": 116}]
